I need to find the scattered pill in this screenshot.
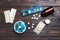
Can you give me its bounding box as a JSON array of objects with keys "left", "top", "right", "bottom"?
[
  {"left": 38, "top": 15, "right": 41, "bottom": 17},
  {"left": 28, "top": 22, "right": 30, "bottom": 24},
  {"left": 32, "top": 23, "right": 34, "bottom": 25},
  {"left": 33, "top": 17, "right": 36, "bottom": 19},
  {"left": 31, "top": 26, "right": 34, "bottom": 28},
  {"left": 35, "top": 14, "right": 38, "bottom": 16},
  {"left": 28, "top": 27, "right": 31, "bottom": 29},
  {"left": 36, "top": 17, "right": 39, "bottom": 20},
  {"left": 31, "top": 17, "right": 34, "bottom": 19},
  {"left": 33, "top": 15, "right": 35, "bottom": 17}
]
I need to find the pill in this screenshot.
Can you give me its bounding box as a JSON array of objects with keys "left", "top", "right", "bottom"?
[
  {"left": 32, "top": 23, "right": 34, "bottom": 25},
  {"left": 28, "top": 22, "right": 30, "bottom": 24},
  {"left": 38, "top": 15, "right": 41, "bottom": 17},
  {"left": 35, "top": 14, "right": 38, "bottom": 16},
  {"left": 28, "top": 27, "right": 31, "bottom": 29},
  {"left": 36, "top": 18, "right": 39, "bottom": 20},
  {"left": 33, "top": 15, "right": 35, "bottom": 17},
  {"left": 31, "top": 26, "right": 34, "bottom": 28},
  {"left": 33, "top": 17, "right": 36, "bottom": 19},
  {"left": 31, "top": 17, "right": 34, "bottom": 19}
]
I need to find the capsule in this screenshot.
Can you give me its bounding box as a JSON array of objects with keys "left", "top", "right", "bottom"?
[{"left": 41, "top": 7, "right": 54, "bottom": 17}]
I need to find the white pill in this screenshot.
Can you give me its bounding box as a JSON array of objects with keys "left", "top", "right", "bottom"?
[
  {"left": 35, "top": 14, "right": 38, "bottom": 15},
  {"left": 36, "top": 18, "right": 39, "bottom": 20},
  {"left": 31, "top": 26, "right": 34, "bottom": 28},
  {"left": 33, "top": 15, "right": 35, "bottom": 17},
  {"left": 28, "top": 27, "right": 31, "bottom": 29},
  {"left": 45, "top": 19, "right": 51, "bottom": 24},
  {"left": 32, "top": 23, "right": 34, "bottom": 25},
  {"left": 28, "top": 22, "right": 30, "bottom": 24},
  {"left": 31, "top": 17, "right": 34, "bottom": 19},
  {"left": 38, "top": 15, "right": 41, "bottom": 17},
  {"left": 33, "top": 17, "right": 36, "bottom": 19}
]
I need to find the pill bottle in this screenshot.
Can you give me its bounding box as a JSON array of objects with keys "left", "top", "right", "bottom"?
[{"left": 41, "top": 7, "right": 54, "bottom": 17}]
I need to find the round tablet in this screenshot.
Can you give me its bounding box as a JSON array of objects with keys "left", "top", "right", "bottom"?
[
  {"left": 33, "top": 17, "right": 36, "bottom": 19},
  {"left": 35, "top": 14, "right": 38, "bottom": 16},
  {"left": 31, "top": 17, "right": 34, "bottom": 19},
  {"left": 31, "top": 26, "right": 34, "bottom": 28},
  {"left": 28, "top": 27, "right": 31, "bottom": 29},
  {"left": 45, "top": 19, "right": 51, "bottom": 24},
  {"left": 38, "top": 15, "right": 41, "bottom": 17},
  {"left": 33, "top": 15, "right": 35, "bottom": 17},
  {"left": 28, "top": 22, "right": 30, "bottom": 24},
  {"left": 32, "top": 23, "right": 34, "bottom": 25},
  {"left": 36, "top": 18, "right": 39, "bottom": 20}
]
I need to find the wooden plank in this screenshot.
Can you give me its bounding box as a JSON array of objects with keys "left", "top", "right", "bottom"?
[
  {"left": 0, "top": 25, "right": 60, "bottom": 37},
  {"left": 0, "top": 0, "right": 60, "bottom": 40},
  {"left": 0, "top": 0, "right": 60, "bottom": 7},
  {"left": 0, "top": 37, "right": 60, "bottom": 40}
]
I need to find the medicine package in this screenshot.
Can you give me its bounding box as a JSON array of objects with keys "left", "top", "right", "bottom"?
[
  {"left": 4, "top": 8, "right": 17, "bottom": 23},
  {"left": 33, "top": 21, "right": 46, "bottom": 34}
]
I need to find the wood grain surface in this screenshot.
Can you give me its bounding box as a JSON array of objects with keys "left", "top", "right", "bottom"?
[{"left": 0, "top": 0, "right": 60, "bottom": 40}]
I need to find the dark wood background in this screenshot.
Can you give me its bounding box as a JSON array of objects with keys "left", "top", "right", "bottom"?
[{"left": 0, "top": 0, "right": 60, "bottom": 40}]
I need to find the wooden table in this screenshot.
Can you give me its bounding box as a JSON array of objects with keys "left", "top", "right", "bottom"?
[{"left": 0, "top": 0, "right": 60, "bottom": 40}]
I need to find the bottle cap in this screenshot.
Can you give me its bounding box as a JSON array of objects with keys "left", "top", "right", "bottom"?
[{"left": 44, "top": 19, "right": 51, "bottom": 24}]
